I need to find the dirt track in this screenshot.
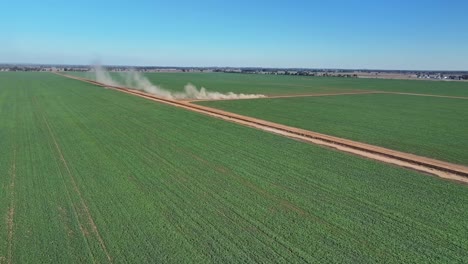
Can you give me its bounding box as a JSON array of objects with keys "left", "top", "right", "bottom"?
[
  {"left": 54, "top": 72, "right": 468, "bottom": 184},
  {"left": 378, "top": 92, "right": 468, "bottom": 100}
]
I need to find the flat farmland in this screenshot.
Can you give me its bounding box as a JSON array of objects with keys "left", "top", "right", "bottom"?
[
  {"left": 198, "top": 93, "right": 468, "bottom": 166},
  {"left": 69, "top": 71, "right": 468, "bottom": 97},
  {"left": 70, "top": 72, "right": 360, "bottom": 95},
  {"left": 1, "top": 72, "right": 468, "bottom": 263}
]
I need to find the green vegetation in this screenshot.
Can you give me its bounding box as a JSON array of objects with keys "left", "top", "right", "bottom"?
[
  {"left": 69, "top": 71, "right": 468, "bottom": 96},
  {"left": 198, "top": 93, "right": 468, "bottom": 165},
  {"left": 1, "top": 72, "right": 468, "bottom": 263}
]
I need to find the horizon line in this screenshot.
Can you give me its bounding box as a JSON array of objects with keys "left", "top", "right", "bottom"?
[{"left": 1, "top": 62, "right": 467, "bottom": 73}]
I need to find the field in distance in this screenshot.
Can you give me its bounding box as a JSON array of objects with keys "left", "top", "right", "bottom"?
[
  {"left": 69, "top": 71, "right": 468, "bottom": 97},
  {"left": 1, "top": 72, "right": 468, "bottom": 263},
  {"left": 198, "top": 93, "right": 468, "bottom": 165}
]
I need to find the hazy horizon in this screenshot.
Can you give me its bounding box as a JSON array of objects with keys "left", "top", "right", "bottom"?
[{"left": 3, "top": 62, "right": 468, "bottom": 72}]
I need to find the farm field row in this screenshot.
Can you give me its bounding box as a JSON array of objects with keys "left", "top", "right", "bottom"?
[
  {"left": 1, "top": 72, "right": 468, "bottom": 263},
  {"left": 198, "top": 93, "right": 468, "bottom": 166},
  {"left": 69, "top": 71, "right": 468, "bottom": 97}
]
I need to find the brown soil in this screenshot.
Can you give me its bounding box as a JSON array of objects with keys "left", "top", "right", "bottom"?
[{"left": 54, "top": 72, "right": 468, "bottom": 184}]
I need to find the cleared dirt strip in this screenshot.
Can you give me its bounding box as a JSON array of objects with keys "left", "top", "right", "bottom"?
[
  {"left": 54, "top": 73, "right": 468, "bottom": 184},
  {"left": 378, "top": 92, "right": 468, "bottom": 100}
]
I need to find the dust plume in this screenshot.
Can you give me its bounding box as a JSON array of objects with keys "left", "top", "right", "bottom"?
[
  {"left": 121, "top": 69, "right": 174, "bottom": 99},
  {"left": 173, "top": 84, "right": 266, "bottom": 100},
  {"left": 92, "top": 65, "right": 265, "bottom": 100},
  {"left": 93, "top": 64, "right": 120, "bottom": 86}
]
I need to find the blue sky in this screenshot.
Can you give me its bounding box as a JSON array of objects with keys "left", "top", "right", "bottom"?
[{"left": 1, "top": 0, "right": 467, "bottom": 70}]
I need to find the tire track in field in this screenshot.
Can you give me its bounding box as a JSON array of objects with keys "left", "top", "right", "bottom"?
[
  {"left": 6, "top": 149, "right": 16, "bottom": 264},
  {"left": 32, "top": 83, "right": 98, "bottom": 263},
  {"left": 378, "top": 91, "right": 468, "bottom": 100},
  {"left": 33, "top": 97, "right": 113, "bottom": 263},
  {"left": 41, "top": 123, "right": 97, "bottom": 263}
]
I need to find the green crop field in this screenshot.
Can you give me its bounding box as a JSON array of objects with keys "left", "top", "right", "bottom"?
[
  {"left": 1, "top": 72, "right": 468, "bottom": 263},
  {"left": 198, "top": 93, "right": 468, "bottom": 165},
  {"left": 69, "top": 71, "right": 468, "bottom": 97}
]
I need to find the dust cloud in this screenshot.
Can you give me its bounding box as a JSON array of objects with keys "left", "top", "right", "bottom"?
[{"left": 93, "top": 65, "right": 265, "bottom": 100}]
